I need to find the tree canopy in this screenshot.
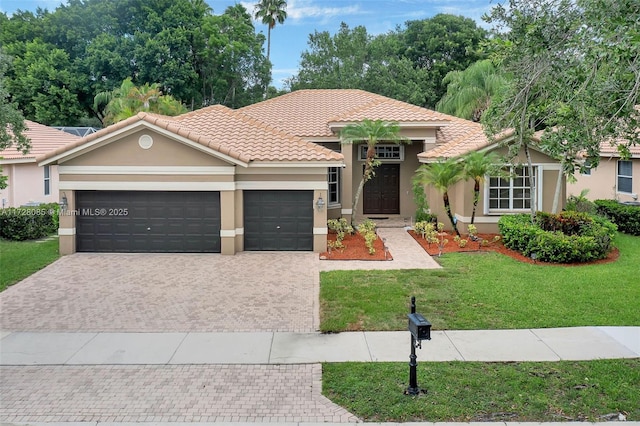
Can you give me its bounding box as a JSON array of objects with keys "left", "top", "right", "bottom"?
[
  {"left": 1, "top": 0, "right": 272, "bottom": 125},
  {"left": 288, "top": 15, "right": 488, "bottom": 108}
]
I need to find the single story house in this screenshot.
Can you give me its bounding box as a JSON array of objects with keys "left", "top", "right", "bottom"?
[
  {"left": 38, "top": 89, "right": 565, "bottom": 255},
  {"left": 418, "top": 125, "right": 565, "bottom": 234},
  {"left": 569, "top": 140, "right": 640, "bottom": 203},
  {"left": 1, "top": 121, "right": 81, "bottom": 208}
]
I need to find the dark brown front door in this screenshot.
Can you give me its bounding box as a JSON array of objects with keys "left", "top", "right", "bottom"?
[{"left": 363, "top": 163, "right": 400, "bottom": 215}]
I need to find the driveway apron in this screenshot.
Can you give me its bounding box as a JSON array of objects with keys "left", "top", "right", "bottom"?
[{"left": 0, "top": 252, "right": 320, "bottom": 333}]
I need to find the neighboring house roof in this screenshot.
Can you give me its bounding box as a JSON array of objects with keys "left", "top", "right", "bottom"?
[
  {"left": 238, "top": 89, "right": 451, "bottom": 138},
  {"left": 599, "top": 138, "right": 640, "bottom": 159},
  {"left": 38, "top": 105, "right": 344, "bottom": 165},
  {"left": 0, "top": 120, "right": 81, "bottom": 164}
]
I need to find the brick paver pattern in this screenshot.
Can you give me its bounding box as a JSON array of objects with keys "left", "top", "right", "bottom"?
[
  {"left": 0, "top": 364, "right": 358, "bottom": 422},
  {"left": 0, "top": 252, "right": 318, "bottom": 332}
]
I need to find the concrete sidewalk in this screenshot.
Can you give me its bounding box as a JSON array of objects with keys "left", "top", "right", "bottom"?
[{"left": 2, "top": 326, "right": 638, "bottom": 365}]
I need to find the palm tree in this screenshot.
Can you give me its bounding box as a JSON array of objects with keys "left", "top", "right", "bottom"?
[
  {"left": 414, "top": 158, "right": 464, "bottom": 236},
  {"left": 461, "top": 151, "right": 500, "bottom": 224},
  {"left": 254, "top": 0, "right": 287, "bottom": 61},
  {"left": 436, "top": 59, "right": 509, "bottom": 122},
  {"left": 340, "top": 119, "right": 405, "bottom": 224},
  {"left": 93, "top": 78, "right": 187, "bottom": 125}
]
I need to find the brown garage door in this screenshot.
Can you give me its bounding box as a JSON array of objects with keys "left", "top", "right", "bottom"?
[
  {"left": 76, "top": 191, "right": 221, "bottom": 252},
  {"left": 243, "top": 190, "right": 313, "bottom": 251}
]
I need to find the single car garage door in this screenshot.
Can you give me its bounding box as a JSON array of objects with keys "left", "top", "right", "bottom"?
[
  {"left": 76, "top": 191, "right": 220, "bottom": 253},
  {"left": 243, "top": 190, "right": 313, "bottom": 251}
]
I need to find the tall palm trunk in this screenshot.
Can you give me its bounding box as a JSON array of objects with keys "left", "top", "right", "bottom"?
[
  {"left": 471, "top": 178, "right": 480, "bottom": 224},
  {"left": 443, "top": 192, "right": 460, "bottom": 236}
]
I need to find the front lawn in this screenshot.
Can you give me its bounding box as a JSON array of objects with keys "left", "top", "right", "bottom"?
[
  {"left": 0, "top": 237, "right": 59, "bottom": 291},
  {"left": 320, "top": 233, "right": 640, "bottom": 331},
  {"left": 323, "top": 360, "right": 640, "bottom": 422}
]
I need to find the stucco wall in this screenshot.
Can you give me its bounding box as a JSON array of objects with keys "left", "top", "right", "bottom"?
[
  {"left": 569, "top": 157, "right": 640, "bottom": 203},
  {"left": 0, "top": 163, "right": 60, "bottom": 208}
]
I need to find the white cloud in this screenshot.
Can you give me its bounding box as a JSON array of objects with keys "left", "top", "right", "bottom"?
[{"left": 285, "top": 0, "right": 364, "bottom": 25}]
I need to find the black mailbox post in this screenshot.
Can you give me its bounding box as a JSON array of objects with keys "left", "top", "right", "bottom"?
[{"left": 406, "top": 296, "right": 431, "bottom": 395}]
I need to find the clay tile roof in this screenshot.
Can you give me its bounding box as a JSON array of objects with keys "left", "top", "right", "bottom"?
[
  {"left": 238, "top": 89, "right": 448, "bottom": 138},
  {"left": 599, "top": 138, "right": 640, "bottom": 158},
  {"left": 418, "top": 116, "right": 488, "bottom": 160},
  {"left": 38, "top": 107, "right": 343, "bottom": 164},
  {"left": 1, "top": 120, "right": 81, "bottom": 162},
  {"left": 332, "top": 96, "right": 451, "bottom": 124}
]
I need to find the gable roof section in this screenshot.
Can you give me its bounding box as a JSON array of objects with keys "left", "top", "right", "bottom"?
[
  {"left": 1, "top": 120, "right": 80, "bottom": 163},
  {"left": 38, "top": 105, "right": 343, "bottom": 166},
  {"left": 419, "top": 117, "right": 488, "bottom": 160},
  {"left": 238, "top": 89, "right": 450, "bottom": 138}
]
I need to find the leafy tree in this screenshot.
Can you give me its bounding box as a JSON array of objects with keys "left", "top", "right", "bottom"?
[
  {"left": 0, "top": 49, "right": 30, "bottom": 190},
  {"left": 414, "top": 158, "right": 464, "bottom": 236},
  {"left": 403, "top": 14, "right": 488, "bottom": 107},
  {"left": 340, "top": 119, "right": 405, "bottom": 224},
  {"left": 6, "top": 40, "right": 85, "bottom": 125},
  {"left": 254, "top": 0, "right": 287, "bottom": 60},
  {"left": 437, "top": 59, "right": 510, "bottom": 122},
  {"left": 94, "top": 78, "right": 187, "bottom": 126},
  {"left": 461, "top": 151, "right": 501, "bottom": 224},
  {"left": 483, "top": 0, "right": 639, "bottom": 218}
]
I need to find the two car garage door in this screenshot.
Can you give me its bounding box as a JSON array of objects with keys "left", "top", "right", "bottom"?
[{"left": 75, "top": 190, "right": 313, "bottom": 253}]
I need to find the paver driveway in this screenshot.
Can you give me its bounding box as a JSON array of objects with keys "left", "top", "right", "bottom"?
[{"left": 0, "top": 252, "right": 320, "bottom": 332}]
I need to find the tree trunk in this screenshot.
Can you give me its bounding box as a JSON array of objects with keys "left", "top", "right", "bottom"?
[
  {"left": 551, "top": 160, "right": 564, "bottom": 214},
  {"left": 471, "top": 178, "right": 480, "bottom": 224},
  {"left": 443, "top": 192, "right": 460, "bottom": 236},
  {"left": 267, "top": 26, "right": 271, "bottom": 60},
  {"left": 352, "top": 177, "right": 365, "bottom": 225},
  {"left": 524, "top": 143, "right": 536, "bottom": 223}
]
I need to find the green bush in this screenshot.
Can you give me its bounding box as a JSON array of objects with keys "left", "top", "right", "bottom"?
[
  {"left": 0, "top": 203, "right": 59, "bottom": 241},
  {"left": 498, "top": 212, "right": 616, "bottom": 263},
  {"left": 595, "top": 199, "right": 640, "bottom": 236}
]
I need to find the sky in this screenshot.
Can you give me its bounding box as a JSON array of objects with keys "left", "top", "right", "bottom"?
[{"left": 1, "top": 0, "right": 499, "bottom": 88}]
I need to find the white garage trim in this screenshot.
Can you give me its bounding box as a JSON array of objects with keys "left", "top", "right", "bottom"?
[
  {"left": 235, "top": 227, "right": 244, "bottom": 235},
  {"left": 220, "top": 229, "right": 236, "bottom": 237},
  {"left": 59, "top": 181, "right": 236, "bottom": 191},
  {"left": 59, "top": 166, "right": 236, "bottom": 175},
  {"left": 236, "top": 181, "right": 328, "bottom": 190},
  {"left": 313, "top": 227, "right": 328, "bottom": 235},
  {"left": 58, "top": 228, "right": 76, "bottom": 236}
]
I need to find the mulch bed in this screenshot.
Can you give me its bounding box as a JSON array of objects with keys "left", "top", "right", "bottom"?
[
  {"left": 320, "top": 232, "right": 393, "bottom": 261},
  {"left": 407, "top": 230, "right": 619, "bottom": 266}
]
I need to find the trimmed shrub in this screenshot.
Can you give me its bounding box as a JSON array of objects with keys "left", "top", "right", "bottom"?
[
  {"left": 0, "top": 203, "right": 59, "bottom": 241},
  {"left": 498, "top": 212, "right": 616, "bottom": 263},
  {"left": 595, "top": 199, "right": 640, "bottom": 236}
]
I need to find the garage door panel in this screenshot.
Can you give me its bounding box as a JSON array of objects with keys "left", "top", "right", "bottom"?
[
  {"left": 76, "top": 191, "right": 220, "bottom": 253},
  {"left": 243, "top": 190, "right": 313, "bottom": 251}
]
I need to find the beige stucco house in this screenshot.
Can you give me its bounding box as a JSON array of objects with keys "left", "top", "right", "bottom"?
[
  {"left": 38, "top": 89, "right": 565, "bottom": 255},
  {"left": 1, "top": 121, "right": 80, "bottom": 208},
  {"left": 569, "top": 140, "right": 640, "bottom": 203}
]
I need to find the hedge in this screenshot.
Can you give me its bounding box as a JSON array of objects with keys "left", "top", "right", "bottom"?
[
  {"left": 0, "top": 203, "right": 59, "bottom": 241},
  {"left": 498, "top": 212, "right": 617, "bottom": 263},
  {"left": 595, "top": 199, "right": 640, "bottom": 236}
]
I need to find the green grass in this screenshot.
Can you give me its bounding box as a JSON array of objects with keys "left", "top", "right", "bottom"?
[
  {"left": 0, "top": 237, "right": 60, "bottom": 291},
  {"left": 320, "top": 233, "right": 640, "bottom": 331},
  {"left": 323, "top": 360, "right": 640, "bottom": 422}
]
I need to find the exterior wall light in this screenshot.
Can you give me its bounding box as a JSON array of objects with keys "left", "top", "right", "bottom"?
[
  {"left": 59, "top": 192, "right": 68, "bottom": 211},
  {"left": 316, "top": 196, "right": 325, "bottom": 211}
]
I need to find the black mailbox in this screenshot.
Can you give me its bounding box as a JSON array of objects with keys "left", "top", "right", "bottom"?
[{"left": 408, "top": 312, "right": 432, "bottom": 341}]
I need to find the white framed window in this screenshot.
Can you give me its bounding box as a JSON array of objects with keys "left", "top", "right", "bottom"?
[
  {"left": 581, "top": 158, "right": 592, "bottom": 176},
  {"left": 487, "top": 166, "right": 538, "bottom": 212},
  {"left": 44, "top": 165, "right": 51, "bottom": 196},
  {"left": 358, "top": 144, "right": 404, "bottom": 161},
  {"left": 617, "top": 160, "right": 632, "bottom": 193},
  {"left": 328, "top": 167, "right": 340, "bottom": 205}
]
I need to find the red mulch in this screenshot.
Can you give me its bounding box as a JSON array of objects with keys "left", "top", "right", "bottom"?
[
  {"left": 407, "top": 230, "right": 620, "bottom": 266},
  {"left": 320, "top": 232, "right": 393, "bottom": 261}
]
